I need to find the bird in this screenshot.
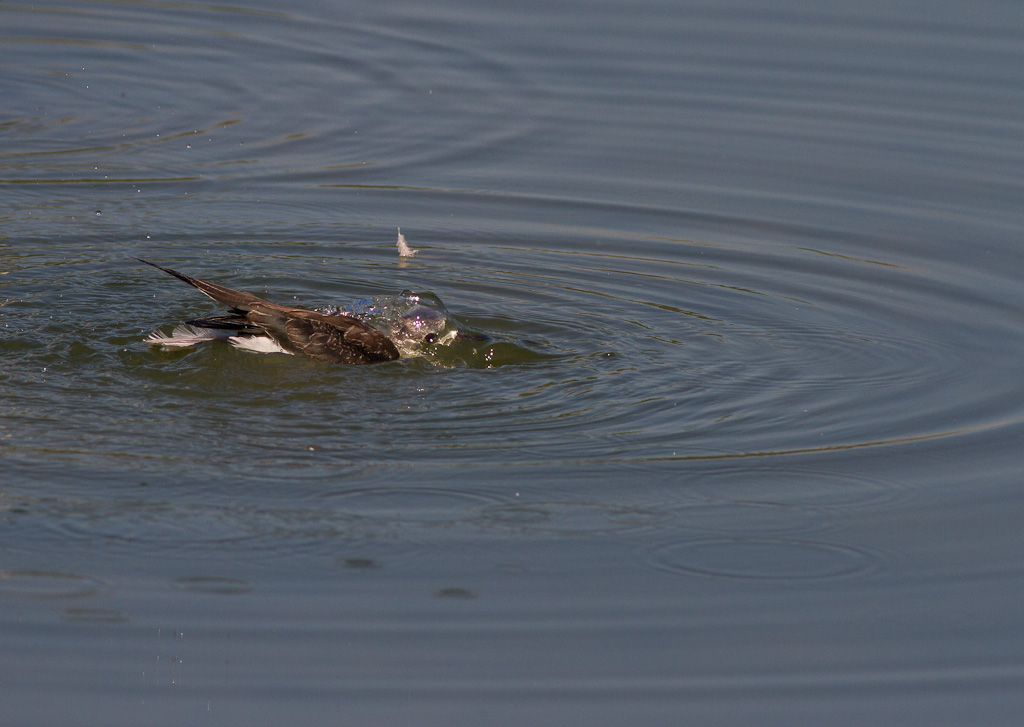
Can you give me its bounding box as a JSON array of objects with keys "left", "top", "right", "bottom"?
[{"left": 138, "top": 259, "right": 401, "bottom": 364}]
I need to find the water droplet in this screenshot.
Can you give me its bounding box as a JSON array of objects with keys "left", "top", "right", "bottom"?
[{"left": 94, "top": 210, "right": 102, "bottom": 216}]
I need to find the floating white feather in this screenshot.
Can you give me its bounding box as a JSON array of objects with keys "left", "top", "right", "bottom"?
[{"left": 396, "top": 227, "right": 418, "bottom": 258}]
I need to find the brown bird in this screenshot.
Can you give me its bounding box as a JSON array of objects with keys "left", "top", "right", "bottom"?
[{"left": 138, "top": 259, "right": 400, "bottom": 364}]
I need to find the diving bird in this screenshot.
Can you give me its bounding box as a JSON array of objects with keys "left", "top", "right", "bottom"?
[{"left": 138, "top": 259, "right": 402, "bottom": 364}]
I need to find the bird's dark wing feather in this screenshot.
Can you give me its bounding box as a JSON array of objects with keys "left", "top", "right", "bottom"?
[
  {"left": 254, "top": 309, "right": 399, "bottom": 364},
  {"left": 185, "top": 314, "right": 259, "bottom": 331}
]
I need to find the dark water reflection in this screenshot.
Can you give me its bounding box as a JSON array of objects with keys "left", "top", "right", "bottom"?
[{"left": 2, "top": 0, "right": 1024, "bottom": 724}]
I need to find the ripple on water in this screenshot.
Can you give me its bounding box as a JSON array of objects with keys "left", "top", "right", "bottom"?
[
  {"left": 0, "top": 570, "right": 104, "bottom": 599},
  {"left": 329, "top": 487, "right": 506, "bottom": 527},
  {"left": 668, "top": 499, "right": 831, "bottom": 537},
  {"left": 61, "top": 607, "right": 129, "bottom": 624},
  {"left": 0, "top": 2, "right": 538, "bottom": 197},
  {"left": 171, "top": 576, "right": 252, "bottom": 595},
  {"left": 8, "top": 212, "right": 1016, "bottom": 475},
  {"left": 369, "top": 226, "right": 1022, "bottom": 467},
  {"left": 478, "top": 501, "right": 671, "bottom": 537},
  {"left": 53, "top": 502, "right": 273, "bottom": 550},
  {"left": 679, "top": 463, "right": 911, "bottom": 510},
  {"left": 646, "top": 537, "right": 884, "bottom": 581},
  {"left": 7, "top": 495, "right": 420, "bottom": 560}
]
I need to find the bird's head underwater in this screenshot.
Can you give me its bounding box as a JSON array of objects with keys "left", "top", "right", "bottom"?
[{"left": 332, "top": 291, "right": 459, "bottom": 356}]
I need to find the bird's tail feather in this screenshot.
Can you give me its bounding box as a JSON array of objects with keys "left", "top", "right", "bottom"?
[{"left": 137, "top": 258, "right": 271, "bottom": 311}]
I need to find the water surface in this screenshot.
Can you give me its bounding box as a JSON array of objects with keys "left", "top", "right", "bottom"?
[{"left": 2, "top": 0, "right": 1023, "bottom": 724}]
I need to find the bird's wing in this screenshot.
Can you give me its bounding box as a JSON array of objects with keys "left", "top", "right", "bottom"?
[{"left": 250, "top": 307, "right": 400, "bottom": 364}]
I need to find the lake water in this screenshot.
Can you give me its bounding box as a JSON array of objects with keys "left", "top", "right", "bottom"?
[{"left": 2, "top": 0, "right": 1023, "bottom": 723}]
